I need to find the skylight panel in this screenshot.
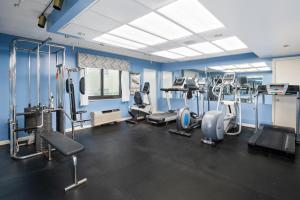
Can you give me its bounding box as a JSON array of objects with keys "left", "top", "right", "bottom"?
[
  {"left": 93, "top": 34, "right": 146, "bottom": 49},
  {"left": 129, "top": 12, "right": 192, "bottom": 40},
  {"left": 209, "top": 66, "right": 224, "bottom": 71},
  {"left": 188, "top": 42, "right": 224, "bottom": 54},
  {"left": 257, "top": 67, "right": 272, "bottom": 71},
  {"left": 168, "top": 47, "right": 202, "bottom": 57},
  {"left": 245, "top": 68, "right": 258, "bottom": 72},
  {"left": 212, "top": 36, "right": 248, "bottom": 51},
  {"left": 158, "top": 0, "right": 224, "bottom": 33},
  {"left": 251, "top": 62, "right": 267, "bottom": 67},
  {"left": 152, "top": 50, "right": 184, "bottom": 59},
  {"left": 109, "top": 25, "right": 166, "bottom": 46},
  {"left": 223, "top": 65, "right": 237, "bottom": 69},
  {"left": 235, "top": 64, "right": 251, "bottom": 68}
]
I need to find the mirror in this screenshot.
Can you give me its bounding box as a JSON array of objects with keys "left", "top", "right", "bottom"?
[{"left": 160, "top": 62, "right": 272, "bottom": 105}]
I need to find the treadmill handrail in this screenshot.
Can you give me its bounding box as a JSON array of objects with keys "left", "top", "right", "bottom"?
[{"left": 161, "top": 88, "right": 188, "bottom": 92}]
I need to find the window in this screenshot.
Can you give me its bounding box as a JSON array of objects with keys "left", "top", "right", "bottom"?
[{"left": 85, "top": 68, "right": 121, "bottom": 100}]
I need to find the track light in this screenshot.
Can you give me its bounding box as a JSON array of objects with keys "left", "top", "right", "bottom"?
[
  {"left": 38, "top": 14, "right": 47, "bottom": 28},
  {"left": 53, "top": 0, "right": 64, "bottom": 10},
  {"left": 38, "top": 0, "right": 64, "bottom": 28}
]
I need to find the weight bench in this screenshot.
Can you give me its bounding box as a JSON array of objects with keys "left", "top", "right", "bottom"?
[{"left": 40, "top": 132, "right": 87, "bottom": 191}]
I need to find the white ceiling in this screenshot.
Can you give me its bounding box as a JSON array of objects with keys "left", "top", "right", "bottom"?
[
  {"left": 0, "top": 0, "right": 168, "bottom": 62},
  {"left": 200, "top": 0, "right": 300, "bottom": 58},
  {"left": 59, "top": 0, "right": 251, "bottom": 62},
  {"left": 1, "top": 0, "right": 300, "bottom": 63}
]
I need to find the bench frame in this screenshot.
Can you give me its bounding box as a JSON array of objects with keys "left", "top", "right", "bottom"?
[{"left": 46, "top": 140, "right": 87, "bottom": 191}]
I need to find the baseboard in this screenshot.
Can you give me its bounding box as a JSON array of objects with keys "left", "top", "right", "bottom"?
[
  {"left": 242, "top": 123, "right": 255, "bottom": 128},
  {"left": 0, "top": 135, "right": 34, "bottom": 146},
  {"left": 0, "top": 140, "right": 9, "bottom": 146}
]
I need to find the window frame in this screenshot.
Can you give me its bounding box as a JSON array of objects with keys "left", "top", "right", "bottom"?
[{"left": 87, "top": 69, "right": 122, "bottom": 100}]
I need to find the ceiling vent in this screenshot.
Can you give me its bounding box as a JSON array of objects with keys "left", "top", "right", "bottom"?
[{"left": 182, "top": 40, "right": 198, "bottom": 45}]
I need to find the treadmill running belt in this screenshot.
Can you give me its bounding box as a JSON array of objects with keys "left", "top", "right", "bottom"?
[{"left": 249, "top": 125, "right": 296, "bottom": 156}]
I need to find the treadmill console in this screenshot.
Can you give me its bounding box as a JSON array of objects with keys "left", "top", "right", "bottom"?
[
  {"left": 257, "top": 84, "right": 299, "bottom": 95},
  {"left": 172, "top": 77, "right": 186, "bottom": 89},
  {"left": 185, "top": 77, "right": 198, "bottom": 90},
  {"left": 222, "top": 73, "right": 235, "bottom": 85},
  {"left": 267, "top": 84, "right": 288, "bottom": 95}
]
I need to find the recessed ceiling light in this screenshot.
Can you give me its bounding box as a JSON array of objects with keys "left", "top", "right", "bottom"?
[
  {"left": 235, "top": 64, "right": 251, "bottom": 68},
  {"left": 129, "top": 12, "right": 192, "bottom": 40},
  {"left": 93, "top": 34, "right": 146, "bottom": 50},
  {"left": 188, "top": 42, "right": 224, "bottom": 54},
  {"left": 212, "top": 36, "right": 247, "bottom": 51},
  {"left": 168, "top": 47, "right": 202, "bottom": 57},
  {"left": 251, "top": 62, "right": 267, "bottom": 67},
  {"left": 109, "top": 25, "right": 166, "bottom": 46},
  {"left": 158, "top": 0, "right": 224, "bottom": 33},
  {"left": 257, "top": 67, "right": 272, "bottom": 71},
  {"left": 152, "top": 50, "right": 184, "bottom": 59}
]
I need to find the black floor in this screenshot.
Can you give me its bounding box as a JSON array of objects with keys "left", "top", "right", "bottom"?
[{"left": 1, "top": 122, "right": 300, "bottom": 200}]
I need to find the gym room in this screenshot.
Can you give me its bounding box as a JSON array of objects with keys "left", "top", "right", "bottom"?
[{"left": 0, "top": 0, "right": 300, "bottom": 199}]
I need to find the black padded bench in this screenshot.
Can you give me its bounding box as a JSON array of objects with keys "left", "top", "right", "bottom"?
[{"left": 40, "top": 132, "right": 87, "bottom": 191}]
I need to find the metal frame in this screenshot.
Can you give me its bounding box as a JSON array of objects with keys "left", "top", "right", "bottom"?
[
  {"left": 8, "top": 38, "right": 66, "bottom": 159},
  {"left": 255, "top": 88, "right": 300, "bottom": 143},
  {"left": 65, "top": 67, "right": 90, "bottom": 139},
  {"left": 212, "top": 73, "right": 242, "bottom": 136}
]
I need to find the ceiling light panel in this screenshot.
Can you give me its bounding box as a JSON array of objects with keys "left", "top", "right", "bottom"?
[
  {"left": 244, "top": 68, "right": 258, "bottom": 72},
  {"left": 109, "top": 25, "right": 166, "bottom": 46},
  {"left": 93, "top": 34, "right": 146, "bottom": 49},
  {"left": 130, "top": 12, "right": 192, "bottom": 40},
  {"left": 152, "top": 51, "right": 184, "bottom": 59},
  {"left": 209, "top": 66, "right": 224, "bottom": 71},
  {"left": 168, "top": 47, "right": 202, "bottom": 57},
  {"left": 257, "top": 67, "right": 272, "bottom": 71},
  {"left": 235, "top": 64, "right": 251, "bottom": 68},
  {"left": 188, "top": 42, "right": 224, "bottom": 54},
  {"left": 213, "top": 36, "right": 248, "bottom": 51},
  {"left": 251, "top": 62, "right": 267, "bottom": 67},
  {"left": 223, "top": 65, "right": 237, "bottom": 69},
  {"left": 158, "top": 0, "right": 224, "bottom": 33}
]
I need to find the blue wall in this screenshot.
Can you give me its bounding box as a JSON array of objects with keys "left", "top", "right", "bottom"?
[
  {"left": 0, "top": 33, "right": 161, "bottom": 141},
  {"left": 0, "top": 32, "right": 276, "bottom": 142},
  {"left": 158, "top": 54, "right": 273, "bottom": 125}
]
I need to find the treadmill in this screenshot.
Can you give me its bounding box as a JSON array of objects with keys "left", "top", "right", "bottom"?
[
  {"left": 147, "top": 77, "right": 186, "bottom": 125},
  {"left": 248, "top": 84, "right": 300, "bottom": 157}
]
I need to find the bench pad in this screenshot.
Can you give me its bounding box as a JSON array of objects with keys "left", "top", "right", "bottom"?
[{"left": 40, "top": 132, "right": 84, "bottom": 156}]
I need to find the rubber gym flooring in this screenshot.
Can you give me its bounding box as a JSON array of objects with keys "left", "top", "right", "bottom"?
[{"left": 0, "top": 122, "right": 300, "bottom": 200}]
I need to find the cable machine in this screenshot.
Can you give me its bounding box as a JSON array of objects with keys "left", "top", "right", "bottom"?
[{"left": 8, "top": 38, "right": 66, "bottom": 159}]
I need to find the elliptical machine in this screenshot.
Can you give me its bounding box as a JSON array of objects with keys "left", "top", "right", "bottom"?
[
  {"left": 126, "top": 82, "right": 152, "bottom": 124},
  {"left": 169, "top": 77, "right": 206, "bottom": 137},
  {"left": 201, "top": 73, "right": 242, "bottom": 144}
]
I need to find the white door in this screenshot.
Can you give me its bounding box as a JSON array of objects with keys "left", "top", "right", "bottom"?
[
  {"left": 144, "top": 68, "right": 157, "bottom": 112},
  {"left": 273, "top": 57, "right": 300, "bottom": 129}
]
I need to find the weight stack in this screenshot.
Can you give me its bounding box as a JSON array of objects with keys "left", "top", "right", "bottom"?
[
  {"left": 56, "top": 109, "right": 65, "bottom": 134},
  {"left": 36, "top": 110, "right": 53, "bottom": 152},
  {"left": 24, "top": 106, "right": 38, "bottom": 133}
]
